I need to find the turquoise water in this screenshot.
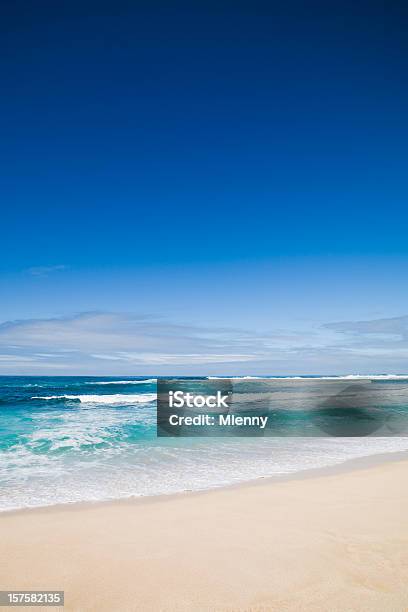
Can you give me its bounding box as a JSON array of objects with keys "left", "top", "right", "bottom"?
[{"left": 1, "top": 376, "right": 408, "bottom": 511}]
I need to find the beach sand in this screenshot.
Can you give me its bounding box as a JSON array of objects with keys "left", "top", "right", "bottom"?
[{"left": 1, "top": 459, "right": 408, "bottom": 611}]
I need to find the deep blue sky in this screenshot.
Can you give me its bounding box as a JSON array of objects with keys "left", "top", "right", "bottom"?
[{"left": 1, "top": 1, "right": 408, "bottom": 373}]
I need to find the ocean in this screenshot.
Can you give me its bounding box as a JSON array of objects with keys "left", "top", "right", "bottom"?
[{"left": 1, "top": 375, "right": 408, "bottom": 512}]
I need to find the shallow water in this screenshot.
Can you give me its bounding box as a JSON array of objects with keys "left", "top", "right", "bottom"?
[{"left": 1, "top": 376, "right": 408, "bottom": 511}]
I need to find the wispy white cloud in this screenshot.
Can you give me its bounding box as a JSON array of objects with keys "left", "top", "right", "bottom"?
[
  {"left": 25, "top": 265, "right": 69, "bottom": 277},
  {"left": 324, "top": 315, "right": 408, "bottom": 341},
  {"left": 91, "top": 352, "right": 257, "bottom": 365},
  {"left": 0, "top": 312, "right": 268, "bottom": 373},
  {"left": 1, "top": 311, "right": 408, "bottom": 374}
]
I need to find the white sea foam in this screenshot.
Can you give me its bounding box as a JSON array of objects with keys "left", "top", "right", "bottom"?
[
  {"left": 31, "top": 393, "right": 156, "bottom": 404},
  {"left": 22, "top": 401, "right": 156, "bottom": 456},
  {"left": 1, "top": 437, "right": 408, "bottom": 512}
]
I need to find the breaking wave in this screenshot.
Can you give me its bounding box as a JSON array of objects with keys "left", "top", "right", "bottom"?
[
  {"left": 89, "top": 379, "right": 156, "bottom": 385},
  {"left": 31, "top": 393, "right": 156, "bottom": 404}
]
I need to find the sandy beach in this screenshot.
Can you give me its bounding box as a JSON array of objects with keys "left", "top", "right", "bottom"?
[{"left": 1, "top": 458, "right": 408, "bottom": 611}]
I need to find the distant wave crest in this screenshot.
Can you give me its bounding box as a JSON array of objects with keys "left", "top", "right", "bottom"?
[
  {"left": 31, "top": 393, "right": 156, "bottom": 404},
  {"left": 207, "top": 374, "right": 408, "bottom": 381},
  {"left": 89, "top": 379, "right": 156, "bottom": 385}
]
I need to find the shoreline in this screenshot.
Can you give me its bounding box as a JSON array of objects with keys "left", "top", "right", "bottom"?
[{"left": 2, "top": 447, "right": 408, "bottom": 517}]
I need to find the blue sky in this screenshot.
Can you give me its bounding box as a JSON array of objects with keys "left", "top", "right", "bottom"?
[{"left": 1, "top": 1, "right": 408, "bottom": 374}]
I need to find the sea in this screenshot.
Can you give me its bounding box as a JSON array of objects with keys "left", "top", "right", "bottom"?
[{"left": 1, "top": 375, "right": 408, "bottom": 512}]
